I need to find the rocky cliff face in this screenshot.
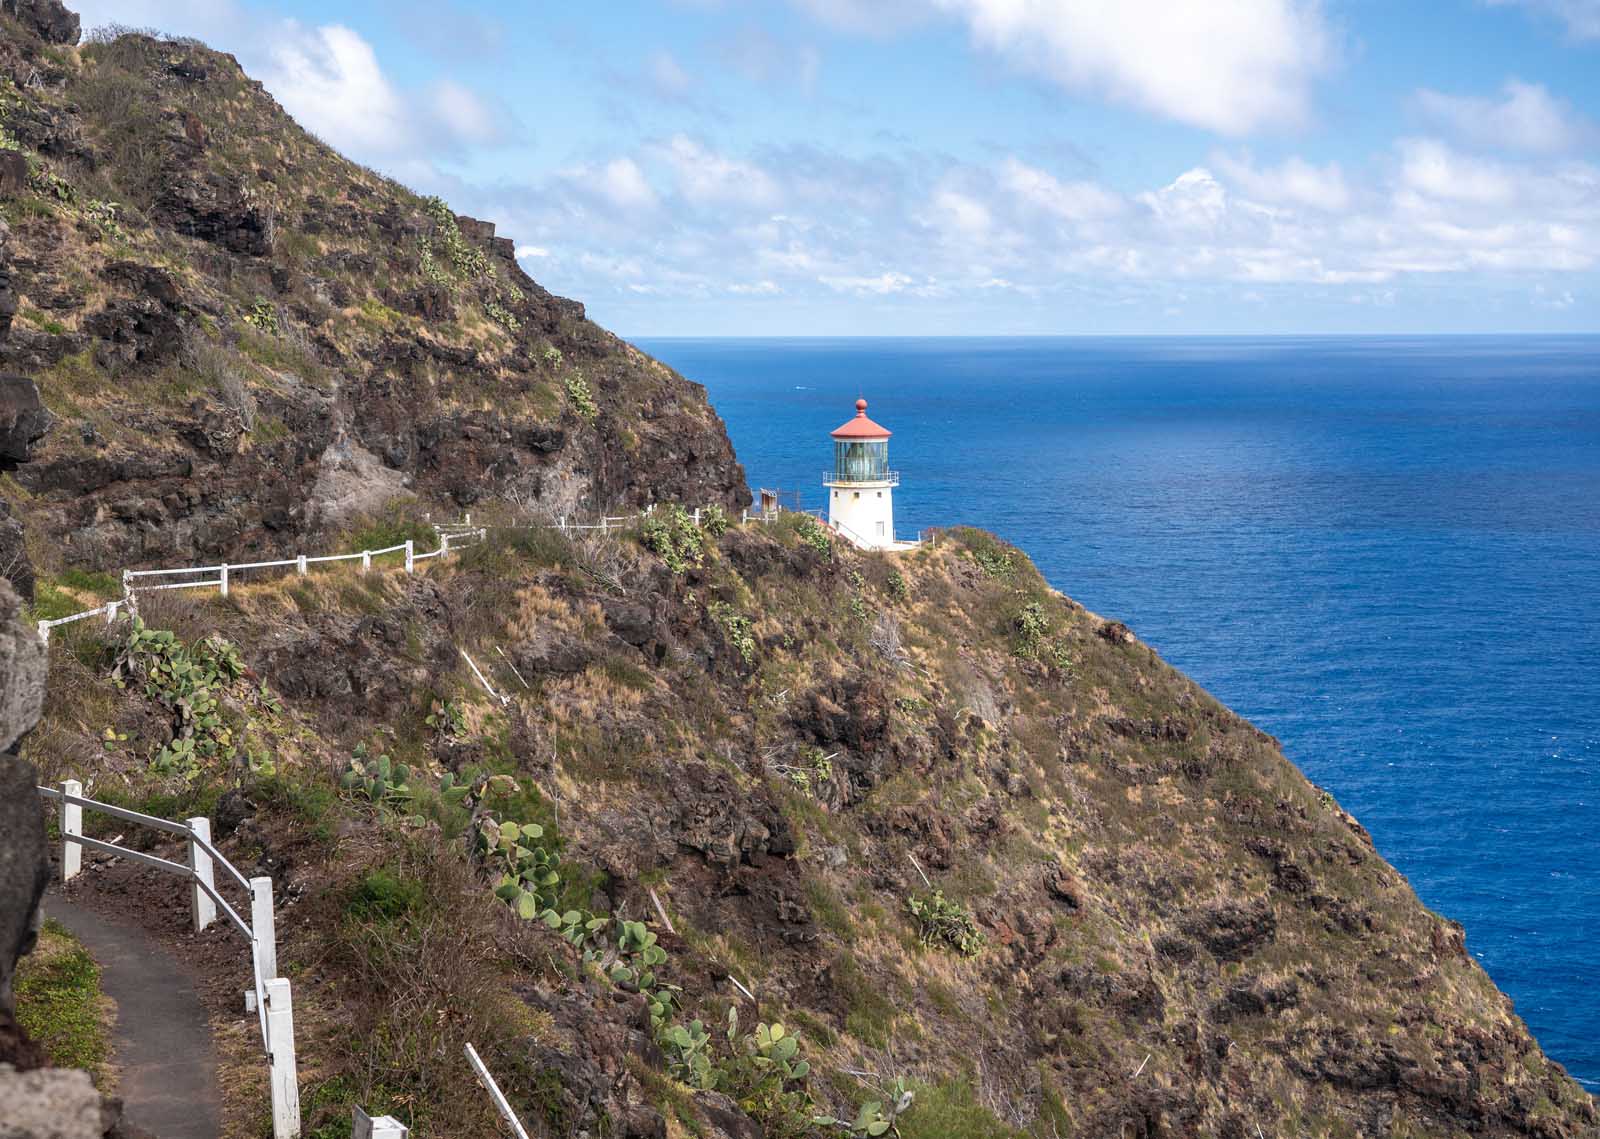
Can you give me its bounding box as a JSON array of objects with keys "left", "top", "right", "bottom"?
[{"left": 0, "top": 13, "right": 746, "bottom": 582}]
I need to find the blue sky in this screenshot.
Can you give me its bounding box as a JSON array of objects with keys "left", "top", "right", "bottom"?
[{"left": 78, "top": 0, "right": 1600, "bottom": 335}]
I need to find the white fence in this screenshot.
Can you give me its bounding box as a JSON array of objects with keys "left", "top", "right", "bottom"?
[
  {"left": 39, "top": 779, "right": 301, "bottom": 1139},
  {"left": 32, "top": 502, "right": 939, "bottom": 648},
  {"left": 36, "top": 519, "right": 487, "bottom": 643}
]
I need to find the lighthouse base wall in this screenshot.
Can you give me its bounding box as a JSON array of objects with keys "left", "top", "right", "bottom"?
[{"left": 827, "top": 484, "right": 895, "bottom": 548}]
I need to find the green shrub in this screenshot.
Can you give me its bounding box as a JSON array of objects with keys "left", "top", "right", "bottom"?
[
  {"left": 639, "top": 504, "right": 705, "bottom": 574},
  {"left": 701, "top": 504, "right": 731, "bottom": 537},
  {"left": 244, "top": 299, "right": 279, "bottom": 333},
  {"left": 793, "top": 515, "right": 833, "bottom": 556},
  {"left": 1012, "top": 600, "right": 1050, "bottom": 658},
  {"left": 564, "top": 371, "right": 598, "bottom": 420},
  {"left": 907, "top": 889, "right": 984, "bottom": 957},
  {"left": 113, "top": 619, "right": 260, "bottom": 781},
  {"left": 346, "top": 868, "right": 427, "bottom": 923},
  {"left": 711, "top": 602, "right": 757, "bottom": 665},
  {"left": 886, "top": 570, "right": 909, "bottom": 602},
  {"left": 459, "top": 525, "right": 575, "bottom": 574},
  {"left": 343, "top": 504, "right": 437, "bottom": 555}
]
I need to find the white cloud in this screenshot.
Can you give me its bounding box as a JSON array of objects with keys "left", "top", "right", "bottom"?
[
  {"left": 428, "top": 80, "right": 506, "bottom": 146},
  {"left": 264, "top": 23, "right": 410, "bottom": 154},
  {"left": 516, "top": 245, "right": 550, "bottom": 259},
  {"left": 820, "top": 271, "right": 915, "bottom": 294},
  {"left": 659, "top": 136, "right": 782, "bottom": 208},
  {"left": 926, "top": 0, "right": 1332, "bottom": 135},
  {"left": 597, "top": 158, "right": 660, "bottom": 211},
  {"left": 258, "top": 23, "right": 516, "bottom": 161},
  {"left": 1397, "top": 139, "right": 1518, "bottom": 206},
  {"left": 1484, "top": 0, "right": 1600, "bottom": 39},
  {"left": 1416, "top": 80, "right": 1595, "bottom": 154},
  {"left": 1000, "top": 158, "right": 1126, "bottom": 220},
  {"left": 1211, "top": 153, "right": 1351, "bottom": 211},
  {"left": 926, "top": 188, "right": 993, "bottom": 239},
  {"left": 495, "top": 132, "right": 1600, "bottom": 314}
]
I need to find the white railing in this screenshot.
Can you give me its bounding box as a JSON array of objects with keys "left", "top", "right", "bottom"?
[
  {"left": 35, "top": 519, "right": 487, "bottom": 643},
  {"left": 38, "top": 779, "right": 301, "bottom": 1139}
]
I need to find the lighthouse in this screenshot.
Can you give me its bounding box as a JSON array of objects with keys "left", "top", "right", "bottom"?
[{"left": 825, "top": 398, "right": 898, "bottom": 549}]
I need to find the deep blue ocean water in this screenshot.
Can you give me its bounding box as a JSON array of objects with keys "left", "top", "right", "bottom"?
[{"left": 637, "top": 335, "right": 1600, "bottom": 1089}]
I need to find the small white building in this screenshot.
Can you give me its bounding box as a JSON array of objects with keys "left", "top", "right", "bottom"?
[{"left": 825, "top": 398, "right": 900, "bottom": 549}]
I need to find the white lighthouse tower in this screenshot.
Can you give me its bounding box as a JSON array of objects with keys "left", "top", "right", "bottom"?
[{"left": 825, "top": 398, "right": 898, "bottom": 549}]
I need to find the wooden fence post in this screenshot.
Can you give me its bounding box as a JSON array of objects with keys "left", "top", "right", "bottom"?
[
  {"left": 404, "top": 540, "right": 414, "bottom": 573},
  {"left": 296, "top": 555, "right": 307, "bottom": 576},
  {"left": 188, "top": 816, "right": 216, "bottom": 932},
  {"left": 60, "top": 779, "right": 82, "bottom": 882},
  {"left": 219, "top": 564, "right": 230, "bottom": 598},
  {"left": 265, "top": 977, "right": 301, "bottom": 1139},
  {"left": 252, "top": 876, "right": 277, "bottom": 981},
  {"left": 361, "top": 550, "right": 371, "bottom": 573}
]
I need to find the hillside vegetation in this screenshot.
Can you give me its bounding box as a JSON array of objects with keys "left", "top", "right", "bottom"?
[
  {"left": 29, "top": 510, "right": 1598, "bottom": 1139},
  {"left": 3, "top": 5, "right": 1595, "bottom": 1139}
]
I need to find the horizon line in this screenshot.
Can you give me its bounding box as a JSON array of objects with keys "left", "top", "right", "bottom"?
[{"left": 628, "top": 330, "right": 1600, "bottom": 340}]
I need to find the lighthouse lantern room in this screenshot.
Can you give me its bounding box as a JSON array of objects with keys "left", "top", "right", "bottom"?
[{"left": 825, "top": 398, "right": 898, "bottom": 549}]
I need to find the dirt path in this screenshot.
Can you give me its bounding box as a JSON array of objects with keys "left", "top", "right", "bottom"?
[{"left": 45, "top": 893, "right": 222, "bottom": 1139}]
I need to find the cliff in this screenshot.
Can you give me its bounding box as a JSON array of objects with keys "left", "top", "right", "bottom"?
[
  {"left": 0, "top": 8, "right": 746, "bottom": 588},
  {"left": 6, "top": 7, "right": 1597, "bottom": 1139}
]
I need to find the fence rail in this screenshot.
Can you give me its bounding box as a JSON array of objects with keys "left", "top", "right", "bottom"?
[
  {"left": 39, "top": 780, "right": 300, "bottom": 1138},
  {"left": 36, "top": 519, "right": 488, "bottom": 643},
  {"left": 35, "top": 498, "right": 935, "bottom": 645}
]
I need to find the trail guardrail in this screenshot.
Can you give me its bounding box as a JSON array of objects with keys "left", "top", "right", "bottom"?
[{"left": 39, "top": 780, "right": 301, "bottom": 1139}]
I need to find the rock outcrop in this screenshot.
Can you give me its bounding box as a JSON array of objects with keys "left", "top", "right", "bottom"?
[
  {"left": 0, "top": 578, "right": 46, "bottom": 1013},
  {"left": 0, "top": 26, "right": 745, "bottom": 579},
  {"left": 0, "top": 0, "right": 79, "bottom": 46}
]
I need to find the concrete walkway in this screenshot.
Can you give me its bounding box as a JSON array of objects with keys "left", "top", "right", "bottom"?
[{"left": 45, "top": 894, "right": 221, "bottom": 1139}]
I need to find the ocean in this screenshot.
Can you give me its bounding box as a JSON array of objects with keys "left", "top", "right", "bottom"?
[{"left": 636, "top": 334, "right": 1600, "bottom": 1089}]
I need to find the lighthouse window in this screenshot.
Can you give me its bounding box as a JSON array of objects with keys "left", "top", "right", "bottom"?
[
  {"left": 853, "top": 492, "right": 860, "bottom": 499},
  {"left": 833, "top": 439, "right": 888, "bottom": 482}
]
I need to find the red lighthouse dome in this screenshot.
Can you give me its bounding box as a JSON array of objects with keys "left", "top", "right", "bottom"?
[{"left": 831, "top": 398, "right": 892, "bottom": 440}]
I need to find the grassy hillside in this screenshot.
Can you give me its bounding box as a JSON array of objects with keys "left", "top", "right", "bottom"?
[{"left": 28, "top": 509, "right": 1596, "bottom": 1138}]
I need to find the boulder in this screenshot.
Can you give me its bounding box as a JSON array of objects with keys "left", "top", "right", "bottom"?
[
  {"left": 0, "top": 1066, "right": 102, "bottom": 1139},
  {"left": 0, "top": 0, "right": 80, "bottom": 45},
  {"left": 0, "top": 578, "right": 47, "bottom": 1018},
  {"left": 0, "top": 151, "right": 27, "bottom": 198},
  {"left": 0, "top": 378, "right": 50, "bottom": 471}
]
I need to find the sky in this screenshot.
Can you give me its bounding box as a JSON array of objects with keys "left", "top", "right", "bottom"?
[{"left": 75, "top": 0, "right": 1600, "bottom": 336}]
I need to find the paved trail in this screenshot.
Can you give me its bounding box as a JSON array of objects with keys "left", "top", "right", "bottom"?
[{"left": 46, "top": 894, "right": 221, "bottom": 1139}]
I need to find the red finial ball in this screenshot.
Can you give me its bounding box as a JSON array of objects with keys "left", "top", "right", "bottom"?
[{"left": 855, "top": 398, "right": 868, "bottom": 415}]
